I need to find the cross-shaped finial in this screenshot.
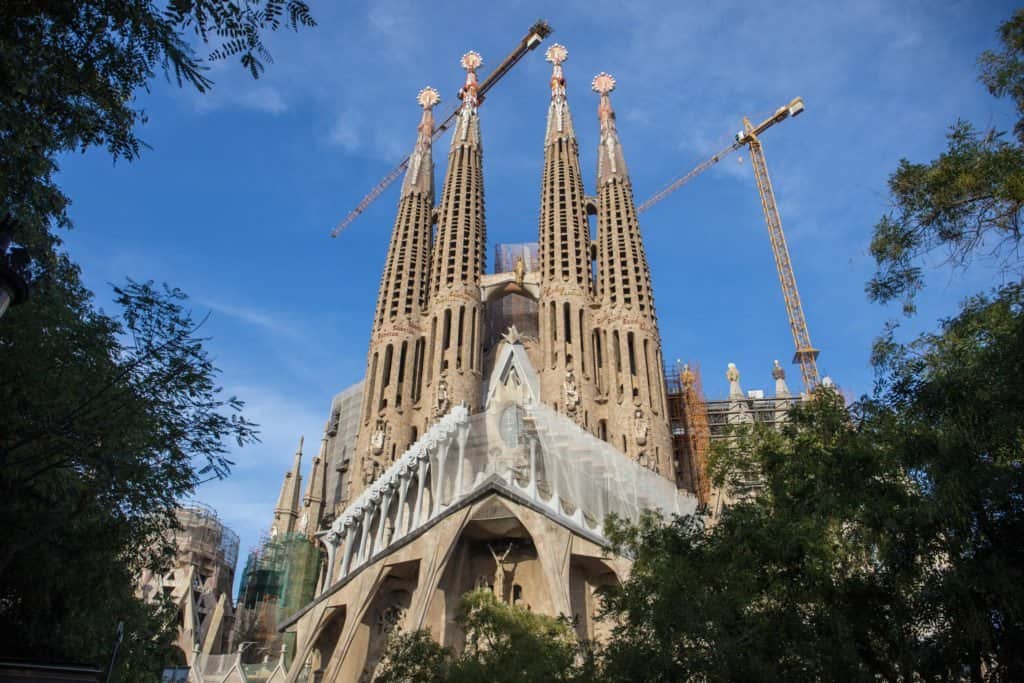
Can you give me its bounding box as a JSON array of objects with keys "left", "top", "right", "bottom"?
[
  {"left": 460, "top": 51, "right": 483, "bottom": 72},
  {"left": 417, "top": 86, "right": 440, "bottom": 111},
  {"left": 545, "top": 43, "right": 568, "bottom": 66},
  {"left": 592, "top": 72, "right": 616, "bottom": 95}
]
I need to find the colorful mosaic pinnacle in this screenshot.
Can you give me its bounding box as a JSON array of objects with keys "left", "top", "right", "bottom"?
[
  {"left": 460, "top": 50, "right": 483, "bottom": 72},
  {"left": 592, "top": 71, "right": 616, "bottom": 95},
  {"left": 545, "top": 43, "right": 568, "bottom": 66},
  {"left": 416, "top": 86, "right": 440, "bottom": 110}
]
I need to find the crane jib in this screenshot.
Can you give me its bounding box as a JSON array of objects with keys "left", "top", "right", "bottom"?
[{"left": 329, "top": 21, "right": 553, "bottom": 239}]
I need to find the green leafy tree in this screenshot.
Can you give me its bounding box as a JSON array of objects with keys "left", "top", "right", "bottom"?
[
  {"left": 601, "top": 391, "right": 922, "bottom": 682},
  {"left": 0, "top": 0, "right": 315, "bottom": 258},
  {"left": 868, "top": 10, "right": 1024, "bottom": 314},
  {"left": 602, "top": 278, "right": 1024, "bottom": 681},
  {"left": 376, "top": 589, "right": 593, "bottom": 683},
  {"left": 0, "top": 263, "right": 257, "bottom": 676}
]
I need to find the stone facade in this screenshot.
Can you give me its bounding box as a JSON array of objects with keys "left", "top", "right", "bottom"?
[{"left": 278, "top": 45, "right": 698, "bottom": 682}]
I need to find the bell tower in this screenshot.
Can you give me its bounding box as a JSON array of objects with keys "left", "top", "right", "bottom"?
[
  {"left": 535, "top": 44, "right": 600, "bottom": 433},
  {"left": 350, "top": 87, "right": 439, "bottom": 501},
  {"left": 425, "top": 52, "right": 488, "bottom": 420},
  {"left": 591, "top": 72, "right": 673, "bottom": 479}
]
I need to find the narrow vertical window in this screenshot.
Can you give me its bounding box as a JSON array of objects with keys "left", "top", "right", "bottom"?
[
  {"left": 578, "top": 308, "right": 585, "bottom": 373},
  {"left": 380, "top": 345, "right": 394, "bottom": 409},
  {"left": 456, "top": 306, "right": 465, "bottom": 369},
  {"left": 426, "top": 318, "right": 437, "bottom": 384},
  {"left": 563, "top": 302, "right": 572, "bottom": 343},
  {"left": 396, "top": 341, "right": 408, "bottom": 408},
  {"left": 643, "top": 338, "right": 653, "bottom": 408},
  {"left": 410, "top": 338, "right": 422, "bottom": 403},
  {"left": 442, "top": 309, "right": 452, "bottom": 350},
  {"left": 469, "top": 307, "right": 477, "bottom": 371},
  {"left": 627, "top": 332, "right": 637, "bottom": 376},
  {"left": 365, "top": 353, "right": 378, "bottom": 421},
  {"left": 613, "top": 330, "right": 622, "bottom": 373}
]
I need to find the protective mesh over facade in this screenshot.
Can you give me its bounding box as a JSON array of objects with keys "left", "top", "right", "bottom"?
[
  {"left": 325, "top": 381, "right": 364, "bottom": 513},
  {"left": 485, "top": 293, "right": 539, "bottom": 348},
  {"left": 494, "top": 242, "right": 539, "bottom": 274},
  {"left": 234, "top": 532, "right": 321, "bottom": 666}
]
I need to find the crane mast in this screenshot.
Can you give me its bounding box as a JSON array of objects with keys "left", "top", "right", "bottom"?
[
  {"left": 638, "top": 97, "right": 821, "bottom": 393},
  {"left": 742, "top": 118, "right": 820, "bottom": 391},
  {"left": 329, "top": 20, "right": 552, "bottom": 238}
]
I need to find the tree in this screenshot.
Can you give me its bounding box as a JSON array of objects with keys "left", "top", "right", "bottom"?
[
  {"left": 868, "top": 10, "right": 1024, "bottom": 314},
  {"left": 602, "top": 277, "right": 1024, "bottom": 681},
  {"left": 376, "top": 590, "right": 593, "bottom": 683},
  {"left": 0, "top": 3, "right": 311, "bottom": 673},
  {"left": 601, "top": 392, "right": 922, "bottom": 682},
  {"left": 0, "top": 265, "right": 257, "bottom": 675},
  {"left": 0, "top": 0, "right": 315, "bottom": 260}
]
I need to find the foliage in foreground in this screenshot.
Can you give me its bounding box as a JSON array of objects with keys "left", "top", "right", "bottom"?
[
  {"left": 1, "top": 0, "right": 316, "bottom": 263},
  {"left": 0, "top": 264, "right": 257, "bottom": 676},
  {"left": 601, "top": 282, "right": 1024, "bottom": 682},
  {"left": 869, "top": 9, "right": 1024, "bottom": 314},
  {"left": 376, "top": 590, "right": 593, "bottom": 683}
]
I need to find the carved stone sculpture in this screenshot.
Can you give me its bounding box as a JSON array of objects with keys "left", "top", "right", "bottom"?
[
  {"left": 435, "top": 376, "right": 450, "bottom": 418},
  {"left": 488, "top": 542, "right": 515, "bottom": 603},
  {"left": 633, "top": 408, "right": 648, "bottom": 447},
  {"left": 370, "top": 419, "right": 387, "bottom": 455},
  {"left": 563, "top": 366, "right": 580, "bottom": 415}
]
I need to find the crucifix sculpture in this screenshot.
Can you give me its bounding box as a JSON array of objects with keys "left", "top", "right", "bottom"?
[{"left": 487, "top": 542, "right": 515, "bottom": 603}]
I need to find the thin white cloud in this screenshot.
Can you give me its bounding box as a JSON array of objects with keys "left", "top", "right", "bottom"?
[{"left": 328, "top": 109, "right": 363, "bottom": 151}]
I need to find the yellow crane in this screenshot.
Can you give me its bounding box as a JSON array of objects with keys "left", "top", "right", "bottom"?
[{"left": 638, "top": 98, "right": 821, "bottom": 393}]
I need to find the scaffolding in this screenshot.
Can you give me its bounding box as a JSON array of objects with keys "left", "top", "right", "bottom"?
[
  {"left": 664, "top": 362, "right": 712, "bottom": 509},
  {"left": 173, "top": 503, "right": 240, "bottom": 598},
  {"left": 493, "top": 242, "right": 539, "bottom": 274},
  {"left": 234, "top": 531, "right": 322, "bottom": 667}
]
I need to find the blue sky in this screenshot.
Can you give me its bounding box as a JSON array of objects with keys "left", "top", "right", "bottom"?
[{"left": 55, "top": 0, "right": 1018, "bottom": 581}]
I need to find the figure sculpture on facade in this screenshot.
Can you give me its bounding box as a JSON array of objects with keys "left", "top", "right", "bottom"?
[
  {"left": 771, "top": 359, "right": 785, "bottom": 381},
  {"left": 680, "top": 363, "right": 694, "bottom": 390},
  {"left": 435, "top": 376, "right": 450, "bottom": 417},
  {"left": 633, "top": 408, "right": 649, "bottom": 447},
  {"left": 487, "top": 542, "right": 515, "bottom": 603},
  {"left": 726, "top": 362, "right": 740, "bottom": 383},
  {"left": 514, "top": 254, "right": 526, "bottom": 286},
  {"left": 370, "top": 419, "right": 387, "bottom": 455},
  {"left": 563, "top": 366, "right": 580, "bottom": 415}
]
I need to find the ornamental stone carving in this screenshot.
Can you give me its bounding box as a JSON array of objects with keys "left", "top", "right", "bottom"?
[
  {"left": 633, "top": 408, "right": 649, "bottom": 447},
  {"left": 563, "top": 366, "right": 580, "bottom": 415},
  {"left": 370, "top": 419, "right": 388, "bottom": 456},
  {"left": 435, "top": 376, "right": 450, "bottom": 417}
]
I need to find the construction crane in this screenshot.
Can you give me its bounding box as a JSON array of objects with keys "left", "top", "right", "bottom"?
[
  {"left": 638, "top": 98, "right": 821, "bottom": 393},
  {"left": 329, "top": 20, "right": 553, "bottom": 238}
]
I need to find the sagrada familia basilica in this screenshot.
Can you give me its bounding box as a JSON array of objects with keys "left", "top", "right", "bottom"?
[{"left": 180, "top": 41, "right": 802, "bottom": 682}]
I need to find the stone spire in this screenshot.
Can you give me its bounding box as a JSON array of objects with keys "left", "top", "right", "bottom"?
[
  {"left": 351, "top": 89, "right": 439, "bottom": 501},
  {"left": 301, "top": 426, "right": 328, "bottom": 538},
  {"left": 400, "top": 87, "right": 440, "bottom": 198},
  {"left": 537, "top": 44, "right": 598, "bottom": 430},
  {"left": 544, "top": 43, "right": 576, "bottom": 145},
  {"left": 272, "top": 437, "right": 303, "bottom": 536},
  {"left": 373, "top": 86, "right": 439, "bottom": 328},
  {"left": 593, "top": 72, "right": 629, "bottom": 184},
  {"left": 591, "top": 72, "right": 672, "bottom": 480},
  {"left": 426, "top": 51, "right": 487, "bottom": 418}
]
